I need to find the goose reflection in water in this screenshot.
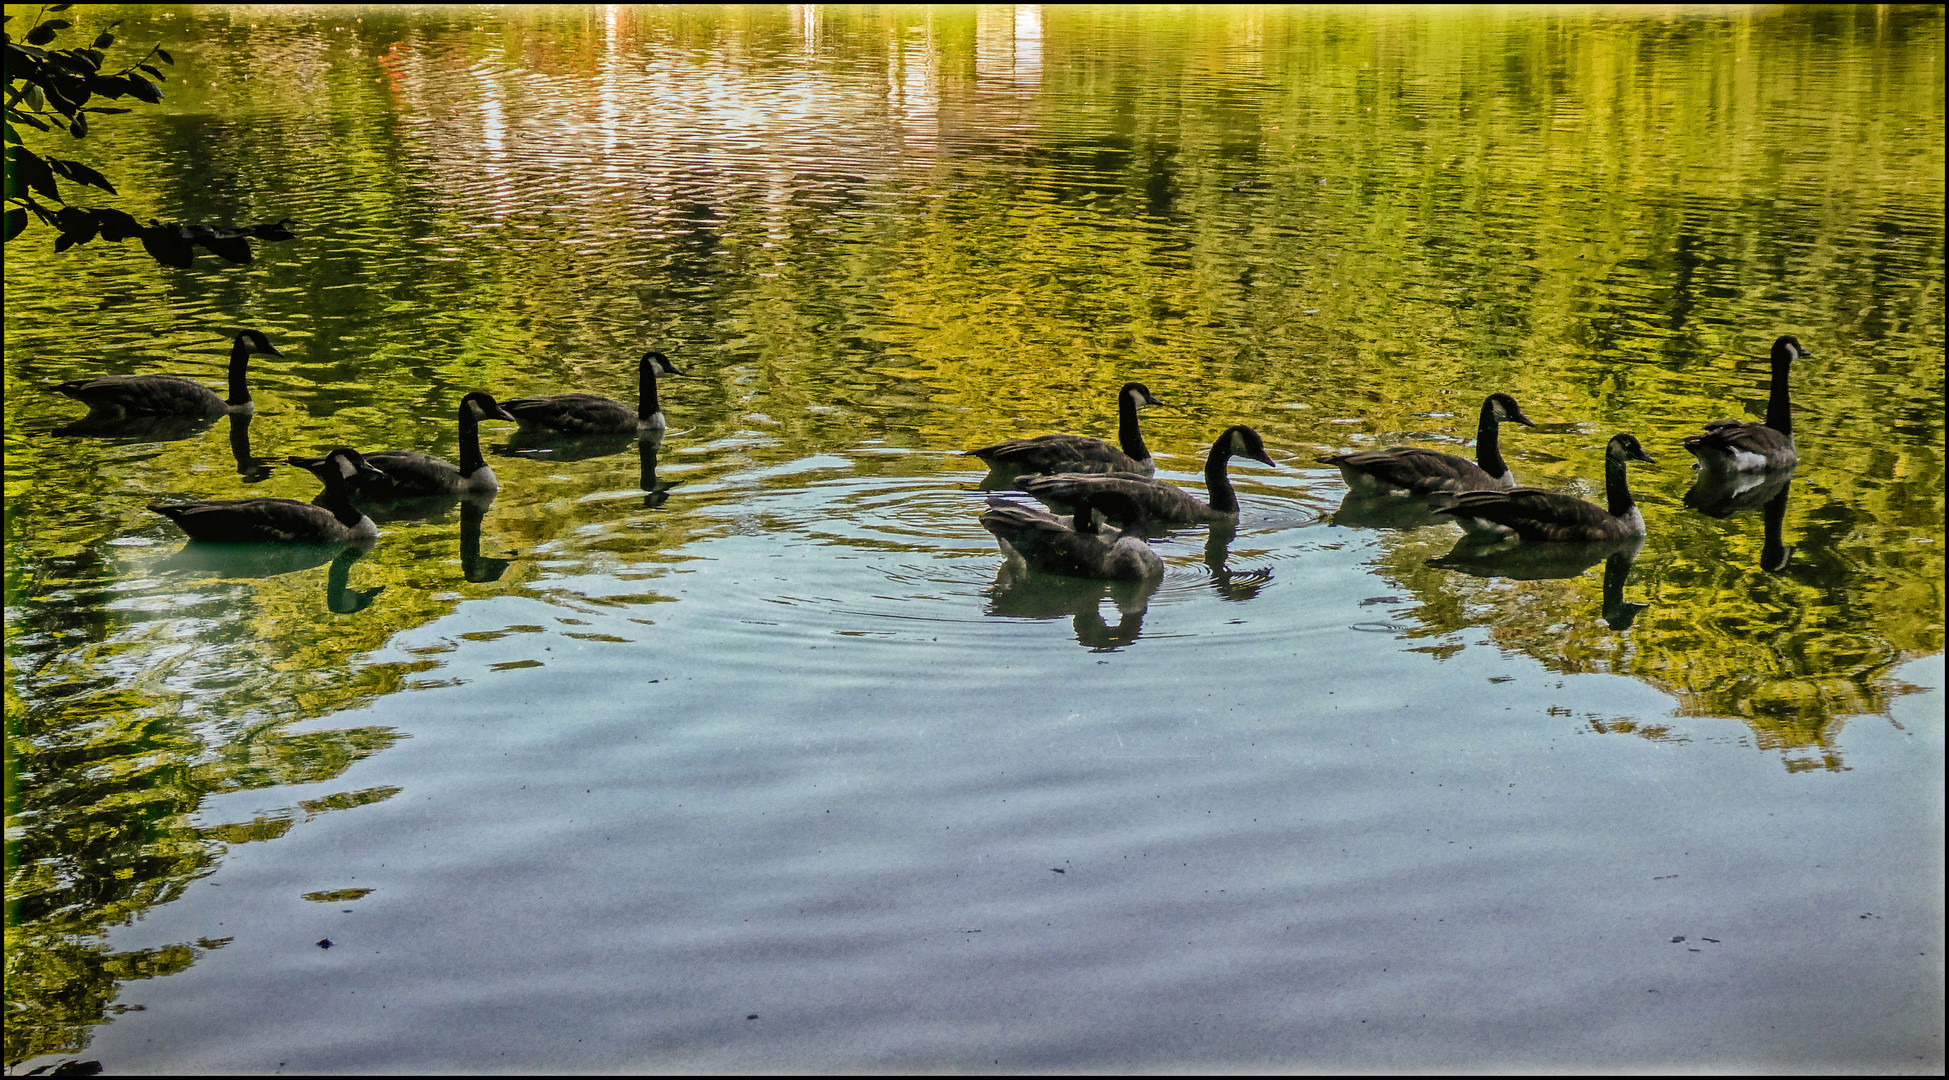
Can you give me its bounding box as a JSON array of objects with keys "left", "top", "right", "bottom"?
[
  {"left": 52, "top": 412, "right": 277, "bottom": 483},
  {"left": 1202, "top": 522, "right": 1273, "bottom": 602},
  {"left": 1429, "top": 535, "right": 1649, "bottom": 629},
  {"left": 459, "top": 498, "right": 513, "bottom": 584},
  {"left": 1683, "top": 460, "right": 1797, "bottom": 574},
  {"left": 983, "top": 566, "right": 1161, "bottom": 651},
  {"left": 1325, "top": 487, "right": 1455, "bottom": 531},
  {"left": 156, "top": 544, "right": 383, "bottom": 614},
  {"left": 639, "top": 433, "right": 681, "bottom": 509},
  {"left": 500, "top": 427, "right": 642, "bottom": 463}
]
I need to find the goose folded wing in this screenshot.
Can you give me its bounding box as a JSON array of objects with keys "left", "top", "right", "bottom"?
[{"left": 156, "top": 499, "right": 341, "bottom": 543}]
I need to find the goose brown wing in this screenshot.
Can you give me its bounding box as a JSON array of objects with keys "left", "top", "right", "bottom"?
[
  {"left": 980, "top": 502, "right": 1157, "bottom": 580},
  {"left": 1017, "top": 472, "right": 1208, "bottom": 523},
  {"left": 1320, "top": 447, "right": 1492, "bottom": 494},
  {"left": 54, "top": 375, "right": 226, "bottom": 416},
  {"left": 151, "top": 498, "right": 347, "bottom": 543},
  {"left": 1683, "top": 420, "right": 1792, "bottom": 457},
  {"left": 965, "top": 434, "right": 1144, "bottom": 474},
  {"left": 1438, "top": 488, "right": 1616, "bottom": 541},
  {"left": 502, "top": 393, "right": 636, "bottom": 435}
]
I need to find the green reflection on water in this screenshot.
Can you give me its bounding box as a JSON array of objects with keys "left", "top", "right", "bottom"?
[{"left": 3, "top": 2, "right": 1943, "bottom": 1067}]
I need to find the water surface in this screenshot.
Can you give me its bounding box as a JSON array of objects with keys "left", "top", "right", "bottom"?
[{"left": 4, "top": 4, "right": 1942, "bottom": 1073}]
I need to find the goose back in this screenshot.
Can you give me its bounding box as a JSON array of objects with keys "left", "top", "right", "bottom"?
[
  {"left": 1436, "top": 433, "right": 1655, "bottom": 543},
  {"left": 1317, "top": 392, "right": 1535, "bottom": 496},
  {"left": 966, "top": 382, "right": 1164, "bottom": 478},
  {"left": 291, "top": 391, "right": 515, "bottom": 499},
  {"left": 1020, "top": 424, "right": 1276, "bottom": 526},
  {"left": 51, "top": 329, "right": 282, "bottom": 419},
  {"left": 152, "top": 447, "right": 383, "bottom": 545},
  {"left": 1683, "top": 335, "right": 1807, "bottom": 473},
  {"left": 980, "top": 497, "right": 1162, "bottom": 581},
  {"left": 503, "top": 349, "right": 682, "bottom": 437}
]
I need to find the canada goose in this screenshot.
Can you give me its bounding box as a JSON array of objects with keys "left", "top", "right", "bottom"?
[
  {"left": 1683, "top": 335, "right": 1808, "bottom": 473},
  {"left": 1018, "top": 425, "right": 1277, "bottom": 527},
  {"left": 50, "top": 329, "right": 283, "bottom": 418},
  {"left": 965, "top": 382, "right": 1165, "bottom": 478},
  {"left": 150, "top": 447, "right": 384, "bottom": 545},
  {"left": 1317, "top": 392, "right": 1536, "bottom": 495},
  {"left": 502, "top": 349, "right": 682, "bottom": 437},
  {"left": 1435, "top": 433, "right": 1656, "bottom": 543},
  {"left": 980, "top": 493, "right": 1163, "bottom": 581},
  {"left": 289, "top": 392, "right": 516, "bottom": 500}
]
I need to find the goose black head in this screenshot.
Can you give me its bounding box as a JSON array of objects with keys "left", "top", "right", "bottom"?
[
  {"left": 641, "top": 350, "right": 683, "bottom": 376},
  {"left": 463, "top": 391, "right": 518, "bottom": 423},
  {"left": 1225, "top": 425, "right": 1277, "bottom": 468},
  {"left": 236, "top": 329, "right": 284, "bottom": 357},
  {"left": 1606, "top": 433, "right": 1656, "bottom": 465},
  {"left": 1772, "top": 335, "right": 1811, "bottom": 364},
  {"left": 1121, "top": 382, "right": 1164, "bottom": 409},
  {"left": 295, "top": 447, "right": 386, "bottom": 481},
  {"left": 1486, "top": 392, "right": 1536, "bottom": 427}
]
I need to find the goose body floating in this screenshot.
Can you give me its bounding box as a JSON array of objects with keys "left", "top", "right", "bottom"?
[
  {"left": 980, "top": 492, "right": 1163, "bottom": 581},
  {"left": 503, "top": 349, "right": 682, "bottom": 437},
  {"left": 1317, "top": 393, "right": 1536, "bottom": 496},
  {"left": 1436, "top": 433, "right": 1656, "bottom": 543},
  {"left": 1683, "top": 334, "right": 1808, "bottom": 473},
  {"left": 151, "top": 447, "right": 384, "bottom": 545},
  {"left": 289, "top": 392, "right": 515, "bottom": 500},
  {"left": 50, "top": 329, "right": 282, "bottom": 419},
  {"left": 966, "top": 382, "right": 1165, "bottom": 478},
  {"left": 1018, "top": 424, "right": 1277, "bottom": 527}
]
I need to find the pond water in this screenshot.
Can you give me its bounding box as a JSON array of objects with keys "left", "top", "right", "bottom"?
[{"left": 4, "top": 4, "right": 1943, "bottom": 1073}]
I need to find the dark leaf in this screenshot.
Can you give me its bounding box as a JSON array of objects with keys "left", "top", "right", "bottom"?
[
  {"left": 198, "top": 234, "right": 253, "bottom": 263},
  {"left": 154, "top": 47, "right": 173, "bottom": 65},
  {"left": 3, "top": 121, "right": 18, "bottom": 143},
  {"left": 92, "top": 206, "right": 142, "bottom": 241},
  {"left": 10, "top": 112, "right": 50, "bottom": 132},
  {"left": 69, "top": 109, "right": 85, "bottom": 137},
  {"left": 46, "top": 156, "right": 114, "bottom": 193},
  {"left": 121, "top": 75, "right": 161, "bottom": 104},
  {"left": 139, "top": 227, "right": 194, "bottom": 267},
  {"left": 84, "top": 106, "right": 133, "bottom": 114},
  {"left": 75, "top": 47, "right": 103, "bottom": 70},
  {"left": 54, "top": 230, "right": 78, "bottom": 251},
  {"left": 2, "top": 207, "right": 26, "bottom": 242},
  {"left": 92, "top": 31, "right": 113, "bottom": 48},
  {"left": 10, "top": 146, "right": 60, "bottom": 200},
  {"left": 138, "top": 64, "right": 164, "bottom": 81},
  {"left": 25, "top": 22, "right": 67, "bottom": 47},
  {"left": 86, "top": 74, "right": 127, "bottom": 99}
]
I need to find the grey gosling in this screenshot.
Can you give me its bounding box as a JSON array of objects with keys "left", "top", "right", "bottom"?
[
  {"left": 965, "top": 381, "right": 1165, "bottom": 477},
  {"left": 980, "top": 490, "right": 1163, "bottom": 581},
  {"left": 1317, "top": 392, "right": 1536, "bottom": 495},
  {"left": 1683, "top": 334, "right": 1809, "bottom": 473},
  {"left": 1436, "top": 433, "right": 1656, "bottom": 543},
  {"left": 289, "top": 391, "right": 516, "bottom": 499},
  {"left": 151, "top": 446, "right": 384, "bottom": 545},
  {"left": 1018, "top": 424, "right": 1277, "bottom": 526},
  {"left": 502, "top": 349, "right": 682, "bottom": 437},
  {"left": 50, "top": 329, "right": 283, "bottom": 419}
]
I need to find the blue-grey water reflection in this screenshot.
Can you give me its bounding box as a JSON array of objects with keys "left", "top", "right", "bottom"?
[{"left": 3, "top": 4, "right": 1941, "bottom": 1073}]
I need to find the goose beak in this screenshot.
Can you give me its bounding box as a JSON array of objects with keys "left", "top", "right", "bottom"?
[
  {"left": 1631, "top": 447, "right": 1657, "bottom": 465},
  {"left": 263, "top": 343, "right": 286, "bottom": 358},
  {"left": 285, "top": 454, "right": 323, "bottom": 470},
  {"left": 494, "top": 406, "right": 518, "bottom": 422},
  {"left": 356, "top": 458, "right": 387, "bottom": 478},
  {"left": 1511, "top": 411, "right": 1537, "bottom": 427},
  {"left": 1250, "top": 448, "right": 1277, "bottom": 467}
]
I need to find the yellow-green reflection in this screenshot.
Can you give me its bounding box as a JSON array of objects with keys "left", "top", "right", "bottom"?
[{"left": 3, "top": 3, "right": 1941, "bottom": 1068}]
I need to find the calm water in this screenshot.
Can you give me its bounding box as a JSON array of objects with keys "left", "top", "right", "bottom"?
[{"left": 4, "top": 4, "right": 1943, "bottom": 1072}]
